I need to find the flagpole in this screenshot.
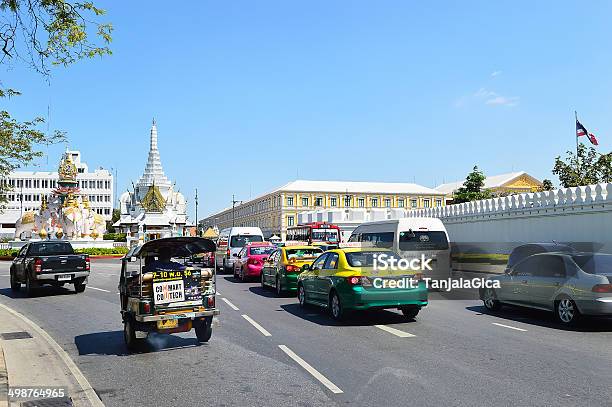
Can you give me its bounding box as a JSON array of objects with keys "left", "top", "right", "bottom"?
[{"left": 575, "top": 110, "right": 580, "bottom": 174}]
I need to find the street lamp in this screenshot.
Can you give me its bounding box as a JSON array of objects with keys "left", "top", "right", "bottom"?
[
  {"left": 195, "top": 188, "right": 199, "bottom": 236},
  {"left": 232, "top": 194, "right": 242, "bottom": 227}
]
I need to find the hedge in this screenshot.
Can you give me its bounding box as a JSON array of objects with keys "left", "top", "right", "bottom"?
[{"left": 102, "top": 233, "right": 127, "bottom": 242}]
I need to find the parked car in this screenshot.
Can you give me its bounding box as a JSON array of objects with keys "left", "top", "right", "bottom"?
[
  {"left": 10, "top": 241, "right": 90, "bottom": 296},
  {"left": 261, "top": 245, "right": 324, "bottom": 296},
  {"left": 297, "top": 247, "right": 428, "bottom": 320},
  {"left": 233, "top": 242, "right": 276, "bottom": 282},
  {"left": 215, "top": 227, "right": 265, "bottom": 273},
  {"left": 480, "top": 252, "right": 612, "bottom": 325}
]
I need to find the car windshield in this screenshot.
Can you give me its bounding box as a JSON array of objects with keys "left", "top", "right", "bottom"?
[
  {"left": 230, "top": 235, "right": 263, "bottom": 247},
  {"left": 346, "top": 251, "right": 401, "bottom": 267},
  {"left": 28, "top": 242, "right": 74, "bottom": 256},
  {"left": 398, "top": 231, "right": 449, "bottom": 251},
  {"left": 572, "top": 254, "right": 612, "bottom": 275},
  {"left": 250, "top": 246, "right": 275, "bottom": 255},
  {"left": 285, "top": 248, "right": 323, "bottom": 259}
]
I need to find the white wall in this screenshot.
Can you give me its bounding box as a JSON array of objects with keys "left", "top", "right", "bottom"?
[{"left": 406, "top": 183, "right": 612, "bottom": 252}]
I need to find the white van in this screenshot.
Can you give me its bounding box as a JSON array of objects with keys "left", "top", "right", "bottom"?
[
  {"left": 215, "top": 227, "right": 265, "bottom": 273},
  {"left": 348, "top": 218, "right": 451, "bottom": 281}
]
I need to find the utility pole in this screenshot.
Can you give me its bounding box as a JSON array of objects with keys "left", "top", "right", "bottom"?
[
  {"left": 195, "top": 188, "right": 199, "bottom": 236},
  {"left": 231, "top": 194, "right": 242, "bottom": 227}
]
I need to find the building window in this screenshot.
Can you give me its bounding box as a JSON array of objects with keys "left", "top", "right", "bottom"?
[
  {"left": 287, "top": 216, "right": 295, "bottom": 227},
  {"left": 424, "top": 199, "right": 431, "bottom": 208},
  {"left": 371, "top": 198, "right": 378, "bottom": 207},
  {"left": 315, "top": 197, "right": 323, "bottom": 206},
  {"left": 398, "top": 199, "right": 404, "bottom": 208},
  {"left": 302, "top": 197, "right": 309, "bottom": 207},
  {"left": 358, "top": 198, "right": 365, "bottom": 208},
  {"left": 344, "top": 196, "right": 352, "bottom": 207},
  {"left": 411, "top": 199, "right": 417, "bottom": 209},
  {"left": 384, "top": 198, "right": 391, "bottom": 208},
  {"left": 286, "top": 196, "right": 294, "bottom": 206},
  {"left": 330, "top": 197, "right": 337, "bottom": 207},
  {"left": 436, "top": 198, "right": 442, "bottom": 207}
]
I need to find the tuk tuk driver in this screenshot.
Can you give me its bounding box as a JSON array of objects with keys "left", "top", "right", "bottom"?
[{"left": 145, "top": 247, "right": 185, "bottom": 272}]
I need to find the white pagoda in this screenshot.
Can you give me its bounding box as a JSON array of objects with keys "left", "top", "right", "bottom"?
[{"left": 114, "top": 120, "right": 187, "bottom": 243}]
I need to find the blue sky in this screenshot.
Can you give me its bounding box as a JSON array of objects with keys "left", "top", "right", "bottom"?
[{"left": 4, "top": 1, "right": 612, "bottom": 219}]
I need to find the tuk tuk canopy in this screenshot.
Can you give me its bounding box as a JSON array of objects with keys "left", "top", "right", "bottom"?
[{"left": 133, "top": 237, "right": 216, "bottom": 259}]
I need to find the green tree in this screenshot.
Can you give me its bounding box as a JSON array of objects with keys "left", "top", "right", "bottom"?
[
  {"left": 0, "top": 0, "right": 112, "bottom": 206},
  {"left": 453, "top": 165, "right": 492, "bottom": 204},
  {"left": 106, "top": 208, "right": 120, "bottom": 232},
  {"left": 552, "top": 144, "right": 611, "bottom": 187},
  {"left": 540, "top": 179, "right": 554, "bottom": 191}
]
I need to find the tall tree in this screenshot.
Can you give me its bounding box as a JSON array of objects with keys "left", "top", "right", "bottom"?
[
  {"left": 0, "top": 0, "right": 112, "bottom": 206},
  {"left": 453, "top": 165, "right": 492, "bottom": 204},
  {"left": 552, "top": 144, "right": 611, "bottom": 187}
]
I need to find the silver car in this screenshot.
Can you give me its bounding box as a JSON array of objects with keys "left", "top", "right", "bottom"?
[{"left": 481, "top": 252, "right": 612, "bottom": 325}]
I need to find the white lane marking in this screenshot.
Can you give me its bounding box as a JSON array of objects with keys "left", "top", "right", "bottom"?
[
  {"left": 87, "top": 286, "right": 111, "bottom": 293},
  {"left": 221, "top": 297, "right": 240, "bottom": 311},
  {"left": 374, "top": 325, "right": 416, "bottom": 338},
  {"left": 242, "top": 314, "right": 271, "bottom": 336},
  {"left": 278, "top": 345, "right": 343, "bottom": 394},
  {"left": 0, "top": 302, "right": 104, "bottom": 406},
  {"left": 492, "top": 322, "right": 527, "bottom": 332},
  {"left": 216, "top": 290, "right": 221, "bottom": 295}
]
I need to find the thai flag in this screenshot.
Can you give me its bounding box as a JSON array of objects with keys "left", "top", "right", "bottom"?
[{"left": 576, "top": 119, "right": 599, "bottom": 146}]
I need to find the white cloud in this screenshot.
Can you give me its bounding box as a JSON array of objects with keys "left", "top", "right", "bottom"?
[
  {"left": 485, "top": 96, "right": 520, "bottom": 107},
  {"left": 491, "top": 70, "right": 502, "bottom": 77}
]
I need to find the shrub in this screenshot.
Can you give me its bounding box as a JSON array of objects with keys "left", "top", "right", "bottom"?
[
  {"left": 74, "top": 247, "right": 129, "bottom": 256},
  {"left": 102, "top": 233, "right": 127, "bottom": 242}
]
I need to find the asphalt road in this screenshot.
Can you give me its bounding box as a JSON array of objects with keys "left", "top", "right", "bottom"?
[{"left": 1, "top": 259, "right": 611, "bottom": 407}]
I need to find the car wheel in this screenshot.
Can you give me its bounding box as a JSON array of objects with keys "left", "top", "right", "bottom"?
[
  {"left": 194, "top": 317, "right": 213, "bottom": 343},
  {"left": 555, "top": 297, "right": 580, "bottom": 326},
  {"left": 401, "top": 306, "right": 420, "bottom": 320},
  {"left": 276, "top": 276, "right": 284, "bottom": 297},
  {"left": 261, "top": 272, "right": 267, "bottom": 289},
  {"left": 24, "top": 274, "right": 36, "bottom": 297},
  {"left": 298, "top": 284, "right": 307, "bottom": 308},
  {"left": 233, "top": 266, "right": 238, "bottom": 279},
  {"left": 483, "top": 288, "right": 501, "bottom": 311},
  {"left": 74, "top": 281, "right": 86, "bottom": 293},
  {"left": 329, "top": 291, "right": 344, "bottom": 321},
  {"left": 9, "top": 269, "right": 20, "bottom": 292},
  {"left": 123, "top": 316, "right": 144, "bottom": 351},
  {"left": 240, "top": 267, "right": 246, "bottom": 282}
]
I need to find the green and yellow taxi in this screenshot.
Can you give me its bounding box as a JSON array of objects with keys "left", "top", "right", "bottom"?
[
  {"left": 297, "top": 247, "right": 428, "bottom": 320},
  {"left": 261, "top": 245, "right": 324, "bottom": 296}
]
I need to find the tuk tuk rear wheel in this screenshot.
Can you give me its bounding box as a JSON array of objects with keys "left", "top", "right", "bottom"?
[
  {"left": 124, "top": 316, "right": 145, "bottom": 351},
  {"left": 195, "top": 318, "right": 212, "bottom": 343}
]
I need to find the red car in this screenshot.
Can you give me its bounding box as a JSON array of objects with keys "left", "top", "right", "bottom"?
[{"left": 233, "top": 242, "right": 276, "bottom": 282}]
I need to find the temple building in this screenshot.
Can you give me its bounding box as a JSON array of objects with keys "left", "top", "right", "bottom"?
[{"left": 113, "top": 120, "right": 187, "bottom": 244}]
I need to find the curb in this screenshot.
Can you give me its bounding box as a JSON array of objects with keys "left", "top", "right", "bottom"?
[
  {"left": 0, "top": 344, "right": 7, "bottom": 407},
  {"left": 0, "top": 302, "right": 104, "bottom": 407}
]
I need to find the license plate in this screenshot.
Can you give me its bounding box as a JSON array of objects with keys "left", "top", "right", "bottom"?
[
  {"left": 157, "top": 319, "right": 178, "bottom": 329},
  {"left": 57, "top": 274, "right": 72, "bottom": 281}
]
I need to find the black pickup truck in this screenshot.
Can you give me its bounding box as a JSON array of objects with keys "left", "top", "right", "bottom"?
[{"left": 10, "top": 241, "right": 90, "bottom": 296}]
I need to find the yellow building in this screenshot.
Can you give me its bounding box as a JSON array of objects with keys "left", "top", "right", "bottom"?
[
  {"left": 201, "top": 180, "right": 446, "bottom": 239},
  {"left": 435, "top": 171, "right": 543, "bottom": 204}
]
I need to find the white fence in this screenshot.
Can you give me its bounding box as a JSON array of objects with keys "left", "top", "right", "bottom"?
[{"left": 407, "top": 183, "right": 612, "bottom": 248}]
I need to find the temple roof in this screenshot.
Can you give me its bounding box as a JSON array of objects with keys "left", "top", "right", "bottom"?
[{"left": 136, "top": 119, "right": 171, "bottom": 188}]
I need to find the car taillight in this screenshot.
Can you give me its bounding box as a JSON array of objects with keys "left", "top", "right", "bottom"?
[
  {"left": 247, "top": 258, "right": 260, "bottom": 266},
  {"left": 143, "top": 302, "right": 151, "bottom": 313},
  {"left": 85, "top": 256, "right": 90, "bottom": 271},
  {"left": 226, "top": 249, "right": 230, "bottom": 257},
  {"left": 346, "top": 276, "right": 371, "bottom": 286},
  {"left": 286, "top": 264, "right": 301, "bottom": 273},
  {"left": 592, "top": 284, "right": 612, "bottom": 293},
  {"left": 34, "top": 258, "right": 42, "bottom": 273},
  {"left": 207, "top": 296, "right": 215, "bottom": 307}
]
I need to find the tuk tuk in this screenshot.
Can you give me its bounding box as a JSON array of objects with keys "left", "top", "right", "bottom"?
[{"left": 119, "top": 237, "right": 219, "bottom": 350}]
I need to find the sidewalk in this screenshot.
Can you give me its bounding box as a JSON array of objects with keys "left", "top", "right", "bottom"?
[{"left": 0, "top": 303, "right": 104, "bottom": 407}]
